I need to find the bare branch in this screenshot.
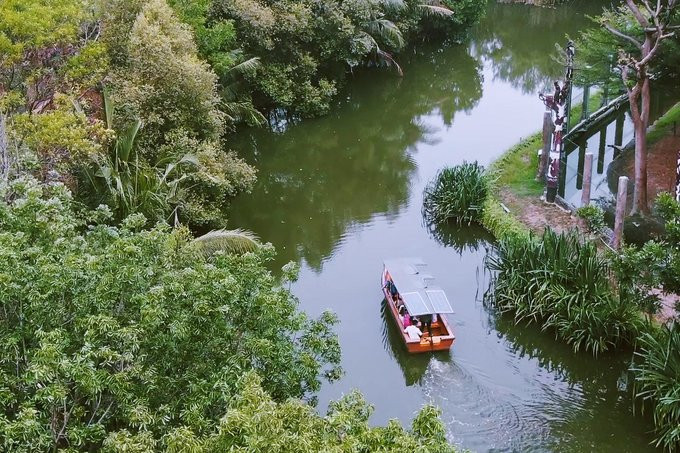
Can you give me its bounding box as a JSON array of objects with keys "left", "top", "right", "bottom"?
[
  {"left": 640, "top": 0, "right": 655, "bottom": 17},
  {"left": 637, "top": 33, "right": 664, "bottom": 67},
  {"left": 625, "top": 0, "right": 651, "bottom": 27},
  {"left": 604, "top": 22, "right": 643, "bottom": 48}
]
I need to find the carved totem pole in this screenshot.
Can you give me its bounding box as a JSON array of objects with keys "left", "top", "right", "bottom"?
[{"left": 539, "top": 41, "right": 575, "bottom": 203}]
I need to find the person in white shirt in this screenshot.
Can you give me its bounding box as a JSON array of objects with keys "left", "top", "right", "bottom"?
[{"left": 404, "top": 324, "right": 422, "bottom": 341}]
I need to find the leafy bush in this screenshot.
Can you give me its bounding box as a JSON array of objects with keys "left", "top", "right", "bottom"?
[
  {"left": 609, "top": 193, "right": 680, "bottom": 315},
  {"left": 576, "top": 204, "right": 606, "bottom": 236},
  {"left": 486, "top": 228, "right": 642, "bottom": 355},
  {"left": 423, "top": 162, "right": 489, "bottom": 225},
  {"left": 632, "top": 323, "right": 680, "bottom": 451}
]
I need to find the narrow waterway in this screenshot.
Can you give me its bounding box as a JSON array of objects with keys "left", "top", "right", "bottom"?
[{"left": 227, "top": 1, "right": 658, "bottom": 451}]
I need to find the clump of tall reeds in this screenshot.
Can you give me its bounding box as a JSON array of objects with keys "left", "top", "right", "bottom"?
[
  {"left": 423, "top": 162, "right": 489, "bottom": 225},
  {"left": 486, "top": 228, "right": 643, "bottom": 355},
  {"left": 632, "top": 323, "right": 680, "bottom": 451}
]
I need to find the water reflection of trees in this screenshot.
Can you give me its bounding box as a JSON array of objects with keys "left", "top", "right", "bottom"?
[
  {"left": 471, "top": 0, "right": 610, "bottom": 94},
  {"left": 227, "top": 46, "right": 483, "bottom": 270}
]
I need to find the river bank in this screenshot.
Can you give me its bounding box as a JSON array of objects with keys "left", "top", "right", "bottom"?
[{"left": 484, "top": 100, "right": 680, "bottom": 242}]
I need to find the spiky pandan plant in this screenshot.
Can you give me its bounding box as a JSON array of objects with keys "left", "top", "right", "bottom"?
[
  {"left": 486, "top": 229, "right": 643, "bottom": 355},
  {"left": 632, "top": 323, "right": 680, "bottom": 451},
  {"left": 423, "top": 162, "right": 489, "bottom": 225}
]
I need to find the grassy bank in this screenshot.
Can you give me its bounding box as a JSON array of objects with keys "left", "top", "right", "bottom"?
[
  {"left": 481, "top": 133, "right": 540, "bottom": 239},
  {"left": 481, "top": 97, "right": 680, "bottom": 451},
  {"left": 481, "top": 90, "right": 607, "bottom": 239},
  {"left": 648, "top": 101, "right": 680, "bottom": 145}
]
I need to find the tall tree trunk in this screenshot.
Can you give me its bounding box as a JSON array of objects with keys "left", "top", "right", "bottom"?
[{"left": 630, "top": 49, "right": 651, "bottom": 215}]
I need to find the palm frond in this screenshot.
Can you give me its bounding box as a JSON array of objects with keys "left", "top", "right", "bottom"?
[
  {"left": 193, "top": 229, "right": 261, "bottom": 256},
  {"left": 418, "top": 4, "right": 454, "bottom": 16},
  {"left": 370, "top": 19, "right": 405, "bottom": 49},
  {"left": 228, "top": 57, "right": 261, "bottom": 76},
  {"left": 377, "top": 50, "right": 404, "bottom": 76}
]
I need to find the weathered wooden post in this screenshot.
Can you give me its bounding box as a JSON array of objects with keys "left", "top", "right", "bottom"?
[
  {"left": 537, "top": 109, "right": 554, "bottom": 181},
  {"left": 612, "top": 176, "right": 628, "bottom": 250},
  {"left": 581, "top": 153, "right": 593, "bottom": 206}
]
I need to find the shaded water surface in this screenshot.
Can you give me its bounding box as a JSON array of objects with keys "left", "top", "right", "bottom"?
[{"left": 227, "top": 1, "right": 658, "bottom": 451}]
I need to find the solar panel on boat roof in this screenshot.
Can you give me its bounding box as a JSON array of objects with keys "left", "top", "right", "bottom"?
[
  {"left": 426, "top": 289, "right": 453, "bottom": 313},
  {"left": 401, "top": 291, "right": 428, "bottom": 315}
]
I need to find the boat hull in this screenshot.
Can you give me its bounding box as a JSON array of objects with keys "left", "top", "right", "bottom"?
[{"left": 381, "top": 269, "right": 455, "bottom": 353}]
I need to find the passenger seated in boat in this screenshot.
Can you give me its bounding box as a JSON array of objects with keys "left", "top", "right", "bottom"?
[
  {"left": 420, "top": 313, "right": 433, "bottom": 338},
  {"left": 394, "top": 294, "right": 404, "bottom": 309},
  {"left": 386, "top": 279, "right": 399, "bottom": 299},
  {"left": 398, "top": 305, "right": 408, "bottom": 325},
  {"left": 404, "top": 323, "right": 423, "bottom": 341}
]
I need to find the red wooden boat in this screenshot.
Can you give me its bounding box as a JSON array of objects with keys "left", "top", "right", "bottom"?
[{"left": 381, "top": 258, "right": 455, "bottom": 353}]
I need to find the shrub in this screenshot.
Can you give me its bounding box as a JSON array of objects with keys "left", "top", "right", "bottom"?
[
  {"left": 486, "top": 228, "right": 643, "bottom": 355},
  {"left": 576, "top": 204, "right": 606, "bottom": 236},
  {"left": 423, "top": 161, "right": 489, "bottom": 225},
  {"left": 632, "top": 323, "right": 680, "bottom": 451}
]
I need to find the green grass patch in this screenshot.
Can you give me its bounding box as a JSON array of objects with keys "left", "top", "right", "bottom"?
[
  {"left": 487, "top": 229, "right": 644, "bottom": 355},
  {"left": 647, "top": 101, "right": 680, "bottom": 146},
  {"left": 481, "top": 133, "right": 542, "bottom": 240},
  {"left": 489, "top": 133, "right": 544, "bottom": 197},
  {"left": 569, "top": 91, "right": 604, "bottom": 129}
]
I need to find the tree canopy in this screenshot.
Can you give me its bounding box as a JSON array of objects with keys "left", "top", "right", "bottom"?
[{"left": 0, "top": 178, "right": 342, "bottom": 451}]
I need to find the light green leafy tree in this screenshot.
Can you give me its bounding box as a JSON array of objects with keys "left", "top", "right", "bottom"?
[{"left": 0, "top": 178, "right": 341, "bottom": 451}]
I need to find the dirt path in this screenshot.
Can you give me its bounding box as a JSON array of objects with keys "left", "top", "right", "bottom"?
[{"left": 498, "top": 187, "right": 578, "bottom": 235}]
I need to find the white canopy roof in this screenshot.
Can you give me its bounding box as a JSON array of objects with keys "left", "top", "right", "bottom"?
[{"left": 383, "top": 258, "right": 454, "bottom": 316}]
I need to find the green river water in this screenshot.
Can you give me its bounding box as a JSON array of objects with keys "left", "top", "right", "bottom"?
[{"left": 227, "top": 1, "right": 660, "bottom": 451}]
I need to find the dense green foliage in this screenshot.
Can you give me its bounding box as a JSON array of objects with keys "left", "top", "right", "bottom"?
[
  {"left": 0, "top": 178, "right": 344, "bottom": 451},
  {"left": 611, "top": 194, "right": 680, "bottom": 312},
  {"left": 573, "top": 5, "right": 680, "bottom": 90},
  {"left": 486, "top": 229, "right": 643, "bottom": 355},
  {"left": 173, "top": 0, "right": 488, "bottom": 118},
  {"left": 423, "top": 162, "right": 489, "bottom": 225},
  {"left": 184, "top": 372, "right": 458, "bottom": 452},
  {"left": 632, "top": 323, "right": 680, "bottom": 451},
  {"left": 1, "top": 0, "right": 487, "bottom": 228}
]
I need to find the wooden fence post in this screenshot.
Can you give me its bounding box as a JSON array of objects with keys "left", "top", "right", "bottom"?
[
  {"left": 612, "top": 176, "right": 628, "bottom": 250},
  {"left": 537, "top": 110, "right": 554, "bottom": 181},
  {"left": 581, "top": 153, "right": 593, "bottom": 207}
]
